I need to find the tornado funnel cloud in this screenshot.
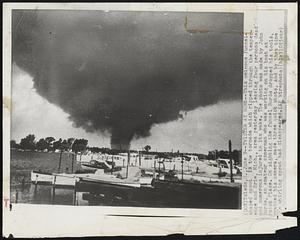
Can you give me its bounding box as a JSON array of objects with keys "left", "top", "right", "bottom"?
[{"left": 12, "top": 10, "right": 243, "bottom": 149}]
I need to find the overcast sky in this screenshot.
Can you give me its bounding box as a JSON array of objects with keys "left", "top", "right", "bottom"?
[{"left": 12, "top": 11, "right": 243, "bottom": 154}]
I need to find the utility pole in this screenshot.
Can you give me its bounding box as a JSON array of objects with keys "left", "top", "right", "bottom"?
[
  {"left": 71, "top": 153, "right": 74, "bottom": 173},
  {"left": 138, "top": 150, "right": 141, "bottom": 166},
  {"left": 153, "top": 160, "right": 156, "bottom": 179},
  {"left": 111, "top": 155, "right": 114, "bottom": 175},
  {"left": 181, "top": 158, "right": 184, "bottom": 181},
  {"left": 229, "top": 140, "right": 234, "bottom": 183},
  {"left": 126, "top": 150, "right": 130, "bottom": 179}
]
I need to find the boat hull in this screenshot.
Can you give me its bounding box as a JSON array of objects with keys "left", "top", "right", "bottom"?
[
  {"left": 31, "top": 171, "right": 76, "bottom": 187},
  {"left": 31, "top": 171, "right": 53, "bottom": 184}
]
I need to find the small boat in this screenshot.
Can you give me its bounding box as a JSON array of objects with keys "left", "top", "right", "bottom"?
[
  {"left": 31, "top": 170, "right": 53, "bottom": 184},
  {"left": 77, "top": 176, "right": 141, "bottom": 188},
  {"left": 31, "top": 170, "right": 90, "bottom": 188},
  {"left": 87, "top": 174, "right": 153, "bottom": 188},
  {"left": 76, "top": 167, "right": 154, "bottom": 192},
  {"left": 81, "top": 160, "right": 121, "bottom": 172}
]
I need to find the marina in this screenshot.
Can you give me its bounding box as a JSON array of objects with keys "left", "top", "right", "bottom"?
[{"left": 11, "top": 142, "right": 242, "bottom": 209}]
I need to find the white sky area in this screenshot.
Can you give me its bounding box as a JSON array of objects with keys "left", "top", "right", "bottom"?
[{"left": 11, "top": 64, "right": 242, "bottom": 154}]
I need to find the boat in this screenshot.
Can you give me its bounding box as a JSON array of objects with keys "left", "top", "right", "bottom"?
[
  {"left": 81, "top": 159, "right": 122, "bottom": 172},
  {"left": 31, "top": 170, "right": 91, "bottom": 188},
  {"left": 77, "top": 176, "right": 141, "bottom": 188},
  {"left": 31, "top": 170, "right": 53, "bottom": 185},
  {"left": 31, "top": 170, "right": 76, "bottom": 187},
  {"left": 75, "top": 166, "right": 154, "bottom": 191},
  {"left": 52, "top": 173, "right": 77, "bottom": 187}
]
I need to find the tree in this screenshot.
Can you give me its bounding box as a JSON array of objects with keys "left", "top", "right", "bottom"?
[
  {"left": 10, "top": 140, "right": 19, "bottom": 149},
  {"left": 207, "top": 151, "right": 215, "bottom": 160},
  {"left": 217, "top": 150, "right": 229, "bottom": 159},
  {"left": 61, "top": 139, "right": 71, "bottom": 151},
  {"left": 67, "top": 138, "right": 75, "bottom": 146},
  {"left": 45, "top": 137, "right": 55, "bottom": 151},
  {"left": 72, "top": 139, "right": 88, "bottom": 153},
  {"left": 45, "top": 137, "right": 55, "bottom": 144},
  {"left": 53, "top": 138, "right": 62, "bottom": 151},
  {"left": 36, "top": 138, "right": 49, "bottom": 151},
  {"left": 20, "top": 134, "right": 36, "bottom": 151},
  {"left": 144, "top": 145, "right": 151, "bottom": 152}
]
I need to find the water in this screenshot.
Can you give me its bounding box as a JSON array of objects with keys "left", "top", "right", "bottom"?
[{"left": 10, "top": 181, "right": 241, "bottom": 209}]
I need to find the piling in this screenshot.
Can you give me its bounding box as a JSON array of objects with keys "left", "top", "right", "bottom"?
[
  {"left": 34, "top": 183, "right": 38, "bottom": 194},
  {"left": 58, "top": 149, "right": 63, "bottom": 173},
  {"left": 153, "top": 160, "right": 156, "bottom": 179},
  {"left": 80, "top": 152, "right": 82, "bottom": 162},
  {"left": 138, "top": 151, "right": 141, "bottom": 166},
  {"left": 73, "top": 188, "right": 77, "bottom": 205},
  {"left": 21, "top": 177, "right": 25, "bottom": 190},
  {"left": 111, "top": 156, "right": 114, "bottom": 175},
  {"left": 126, "top": 151, "right": 130, "bottom": 179},
  {"left": 238, "top": 184, "right": 242, "bottom": 209},
  {"left": 15, "top": 191, "right": 19, "bottom": 203},
  {"left": 71, "top": 153, "right": 74, "bottom": 173},
  {"left": 229, "top": 140, "right": 234, "bottom": 183},
  {"left": 35, "top": 174, "right": 38, "bottom": 184},
  {"left": 52, "top": 175, "right": 57, "bottom": 204},
  {"left": 158, "top": 161, "right": 161, "bottom": 179},
  {"left": 181, "top": 159, "right": 184, "bottom": 181}
]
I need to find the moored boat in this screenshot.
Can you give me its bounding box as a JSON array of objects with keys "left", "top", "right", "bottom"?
[
  {"left": 31, "top": 170, "right": 89, "bottom": 187},
  {"left": 81, "top": 159, "right": 122, "bottom": 172},
  {"left": 75, "top": 166, "right": 154, "bottom": 192},
  {"left": 31, "top": 170, "right": 53, "bottom": 184}
]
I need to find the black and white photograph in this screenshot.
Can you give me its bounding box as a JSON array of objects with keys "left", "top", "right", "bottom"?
[{"left": 10, "top": 10, "right": 244, "bottom": 209}]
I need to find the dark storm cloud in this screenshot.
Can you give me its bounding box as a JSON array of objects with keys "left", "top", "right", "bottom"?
[{"left": 12, "top": 10, "right": 243, "bottom": 148}]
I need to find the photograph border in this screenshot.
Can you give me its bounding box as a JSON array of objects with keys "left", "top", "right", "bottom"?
[{"left": 2, "top": 2, "right": 297, "bottom": 237}]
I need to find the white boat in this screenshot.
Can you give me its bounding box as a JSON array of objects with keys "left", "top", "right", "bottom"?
[
  {"left": 78, "top": 175, "right": 141, "bottom": 188},
  {"left": 52, "top": 173, "right": 77, "bottom": 186},
  {"left": 31, "top": 171, "right": 53, "bottom": 184},
  {"left": 81, "top": 160, "right": 117, "bottom": 172},
  {"left": 31, "top": 171, "right": 90, "bottom": 187},
  {"left": 76, "top": 167, "right": 153, "bottom": 189},
  {"left": 31, "top": 166, "right": 154, "bottom": 189}
]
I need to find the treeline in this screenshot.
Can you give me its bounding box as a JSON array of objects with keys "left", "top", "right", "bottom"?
[{"left": 11, "top": 134, "right": 88, "bottom": 153}]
